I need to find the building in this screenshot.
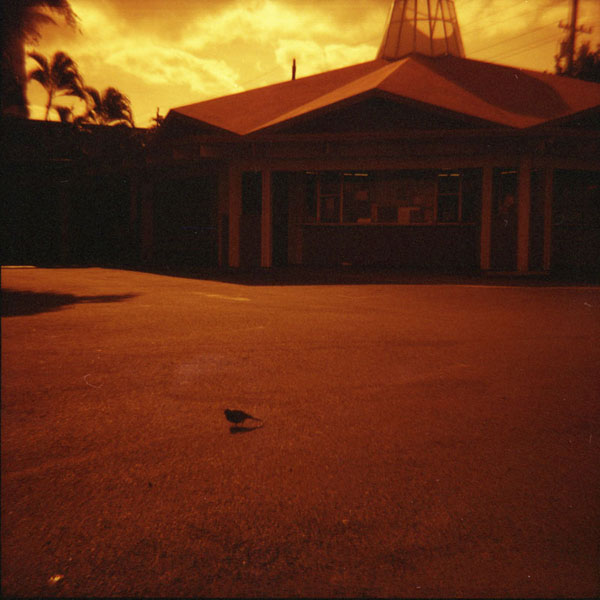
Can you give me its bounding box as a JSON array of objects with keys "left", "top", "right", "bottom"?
[{"left": 148, "top": 0, "right": 600, "bottom": 275}]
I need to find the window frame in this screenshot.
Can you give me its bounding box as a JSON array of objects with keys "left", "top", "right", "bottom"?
[{"left": 303, "top": 170, "right": 477, "bottom": 226}]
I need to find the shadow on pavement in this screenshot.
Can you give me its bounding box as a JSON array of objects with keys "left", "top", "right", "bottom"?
[
  {"left": 124, "top": 265, "right": 599, "bottom": 287},
  {"left": 229, "top": 424, "right": 265, "bottom": 434},
  {"left": 1, "top": 289, "right": 137, "bottom": 317}
]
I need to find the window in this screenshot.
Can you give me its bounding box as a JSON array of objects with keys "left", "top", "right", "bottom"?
[
  {"left": 435, "top": 171, "right": 481, "bottom": 224},
  {"left": 318, "top": 172, "right": 342, "bottom": 223},
  {"left": 436, "top": 172, "right": 461, "bottom": 223},
  {"left": 302, "top": 172, "right": 373, "bottom": 224},
  {"left": 374, "top": 173, "right": 436, "bottom": 224},
  {"left": 342, "top": 173, "right": 371, "bottom": 223},
  {"left": 301, "top": 170, "right": 480, "bottom": 225}
]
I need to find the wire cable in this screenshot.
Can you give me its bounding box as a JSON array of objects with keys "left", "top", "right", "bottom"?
[{"left": 469, "top": 22, "right": 558, "bottom": 55}]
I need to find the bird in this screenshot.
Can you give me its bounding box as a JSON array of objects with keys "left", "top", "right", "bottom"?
[{"left": 224, "top": 408, "right": 263, "bottom": 427}]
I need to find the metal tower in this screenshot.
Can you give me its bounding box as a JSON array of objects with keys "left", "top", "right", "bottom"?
[{"left": 378, "top": 0, "right": 465, "bottom": 61}]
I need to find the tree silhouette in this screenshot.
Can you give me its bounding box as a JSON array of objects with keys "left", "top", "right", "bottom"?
[
  {"left": 28, "top": 50, "right": 86, "bottom": 120},
  {"left": 555, "top": 42, "right": 600, "bottom": 83},
  {"left": 150, "top": 107, "right": 165, "bottom": 130},
  {"left": 81, "top": 86, "right": 135, "bottom": 127},
  {"left": 1, "top": 1, "right": 78, "bottom": 118}
]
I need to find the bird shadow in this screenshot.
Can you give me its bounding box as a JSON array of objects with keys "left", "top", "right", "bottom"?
[{"left": 229, "top": 423, "right": 265, "bottom": 434}]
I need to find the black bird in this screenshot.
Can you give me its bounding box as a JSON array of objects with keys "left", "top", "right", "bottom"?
[{"left": 224, "top": 408, "right": 263, "bottom": 426}]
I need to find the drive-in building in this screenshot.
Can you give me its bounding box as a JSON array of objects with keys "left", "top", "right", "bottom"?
[{"left": 148, "top": 0, "right": 600, "bottom": 275}]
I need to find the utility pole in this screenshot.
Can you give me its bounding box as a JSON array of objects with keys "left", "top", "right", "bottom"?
[
  {"left": 566, "top": 0, "right": 579, "bottom": 74},
  {"left": 558, "top": 0, "right": 593, "bottom": 75}
]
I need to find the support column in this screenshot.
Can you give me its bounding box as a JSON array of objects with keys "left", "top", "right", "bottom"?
[
  {"left": 543, "top": 168, "right": 554, "bottom": 271},
  {"left": 227, "top": 166, "right": 242, "bottom": 268},
  {"left": 480, "top": 165, "right": 493, "bottom": 271},
  {"left": 261, "top": 169, "right": 272, "bottom": 268},
  {"left": 517, "top": 154, "right": 532, "bottom": 272}
]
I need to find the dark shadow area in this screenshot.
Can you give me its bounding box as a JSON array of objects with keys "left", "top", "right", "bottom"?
[
  {"left": 1, "top": 289, "right": 137, "bottom": 317},
  {"left": 123, "top": 265, "right": 599, "bottom": 287},
  {"left": 229, "top": 424, "right": 265, "bottom": 434}
]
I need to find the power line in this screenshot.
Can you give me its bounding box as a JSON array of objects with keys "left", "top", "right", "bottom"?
[
  {"left": 460, "top": 1, "right": 560, "bottom": 36},
  {"left": 486, "top": 32, "right": 561, "bottom": 62},
  {"left": 469, "top": 22, "right": 558, "bottom": 55},
  {"left": 239, "top": 64, "right": 282, "bottom": 88}
]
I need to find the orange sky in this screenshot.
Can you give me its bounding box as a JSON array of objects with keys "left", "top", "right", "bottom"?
[{"left": 26, "top": 0, "right": 600, "bottom": 127}]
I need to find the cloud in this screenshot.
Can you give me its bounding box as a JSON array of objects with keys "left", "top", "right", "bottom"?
[
  {"left": 105, "top": 45, "right": 241, "bottom": 96},
  {"left": 33, "top": 1, "right": 242, "bottom": 99},
  {"left": 275, "top": 40, "right": 376, "bottom": 76},
  {"left": 180, "top": 0, "right": 382, "bottom": 86},
  {"left": 24, "top": 0, "right": 600, "bottom": 126},
  {"left": 181, "top": 0, "right": 382, "bottom": 50}
]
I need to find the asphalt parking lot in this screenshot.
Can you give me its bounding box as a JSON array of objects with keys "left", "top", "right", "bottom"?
[{"left": 2, "top": 267, "right": 599, "bottom": 597}]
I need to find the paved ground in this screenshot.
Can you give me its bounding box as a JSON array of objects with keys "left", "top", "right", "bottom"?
[{"left": 2, "top": 267, "right": 599, "bottom": 598}]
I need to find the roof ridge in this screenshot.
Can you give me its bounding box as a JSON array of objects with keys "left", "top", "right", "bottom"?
[{"left": 248, "top": 60, "right": 407, "bottom": 133}]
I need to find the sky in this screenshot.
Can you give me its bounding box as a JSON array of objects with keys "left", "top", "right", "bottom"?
[{"left": 26, "top": 0, "right": 600, "bottom": 127}]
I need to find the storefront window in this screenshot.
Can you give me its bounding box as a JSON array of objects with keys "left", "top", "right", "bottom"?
[
  {"left": 374, "top": 173, "right": 436, "bottom": 224},
  {"left": 301, "top": 170, "right": 479, "bottom": 225},
  {"left": 436, "top": 172, "right": 461, "bottom": 222},
  {"left": 318, "top": 172, "right": 342, "bottom": 222},
  {"left": 343, "top": 173, "right": 371, "bottom": 223}
]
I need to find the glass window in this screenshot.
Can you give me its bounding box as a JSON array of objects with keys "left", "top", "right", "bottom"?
[
  {"left": 373, "top": 173, "right": 436, "bottom": 224},
  {"left": 343, "top": 174, "right": 371, "bottom": 223},
  {"left": 436, "top": 172, "right": 461, "bottom": 223},
  {"left": 437, "top": 195, "right": 460, "bottom": 222},
  {"left": 461, "top": 169, "right": 482, "bottom": 224},
  {"left": 377, "top": 205, "right": 398, "bottom": 223},
  {"left": 318, "top": 172, "right": 342, "bottom": 223},
  {"left": 319, "top": 195, "right": 341, "bottom": 223},
  {"left": 301, "top": 170, "right": 481, "bottom": 226}
]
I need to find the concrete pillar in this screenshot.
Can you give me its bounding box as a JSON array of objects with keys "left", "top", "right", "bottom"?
[
  {"left": 261, "top": 169, "right": 272, "bottom": 268},
  {"left": 543, "top": 168, "right": 554, "bottom": 271},
  {"left": 480, "top": 165, "right": 493, "bottom": 271},
  {"left": 517, "top": 155, "right": 532, "bottom": 272},
  {"left": 227, "top": 166, "right": 242, "bottom": 268}
]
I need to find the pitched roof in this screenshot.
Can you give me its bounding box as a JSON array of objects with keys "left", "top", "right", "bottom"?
[{"left": 171, "top": 54, "right": 600, "bottom": 136}]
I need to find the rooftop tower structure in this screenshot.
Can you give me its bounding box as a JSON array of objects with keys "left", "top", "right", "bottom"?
[{"left": 378, "top": 0, "right": 465, "bottom": 60}]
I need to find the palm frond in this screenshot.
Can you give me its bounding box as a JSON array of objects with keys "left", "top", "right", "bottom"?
[
  {"left": 28, "top": 69, "right": 49, "bottom": 86},
  {"left": 101, "top": 87, "right": 134, "bottom": 127},
  {"left": 27, "top": 51, "right": 50, "bottom": 74},
  {"left": 17, "top": 1, "right": 79, "bottom": 44}
]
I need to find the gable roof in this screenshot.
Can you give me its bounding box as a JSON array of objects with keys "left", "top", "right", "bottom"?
[{"left": 170, "top": 54, "right": 600, "bottom": 136}]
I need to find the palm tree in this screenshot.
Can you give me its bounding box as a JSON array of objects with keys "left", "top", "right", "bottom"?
[
  {"left": 28, "top": 50, "right": 86, "bottom": 120},
  {"left": 82, "top": 86, "right": 135, "bottom": 127},
  {"left": 1, "top": 1, "right": 78, "bottom": 118}
]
